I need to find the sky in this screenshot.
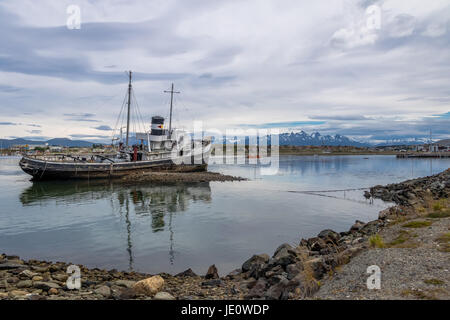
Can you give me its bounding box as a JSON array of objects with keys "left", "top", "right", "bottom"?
[{"left": 0, "top": 0, "right": 449, "bottom": 144}]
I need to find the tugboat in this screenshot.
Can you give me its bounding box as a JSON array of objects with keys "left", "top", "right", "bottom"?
[{"left": 19, "top": 71, "right": 212, "bottom": 180}]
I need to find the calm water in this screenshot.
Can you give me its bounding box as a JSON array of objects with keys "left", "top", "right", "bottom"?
[{"left": 0, "top": 155, "right": 449, "bottom": 275}]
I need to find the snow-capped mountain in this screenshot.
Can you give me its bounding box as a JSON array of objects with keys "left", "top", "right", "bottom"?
[{"left": 278, "top": 131, "right": 368, "bottom": 147}]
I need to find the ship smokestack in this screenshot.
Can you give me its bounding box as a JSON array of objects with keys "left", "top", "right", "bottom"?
[{"left": 151, "top": 116, "right": 165, "bottom": 136}]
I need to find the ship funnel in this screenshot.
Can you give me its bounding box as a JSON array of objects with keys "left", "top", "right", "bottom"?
[{"left": 151, "top": 116, "right": 165, "bottom": 136}]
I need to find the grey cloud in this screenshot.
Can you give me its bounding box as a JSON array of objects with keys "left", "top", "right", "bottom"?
[
  {"left": 309, "top": 115, "right": 371, "bottom": 121},
  {"left": 94, "top": 125, "right": 113, "bottom": 131},
  {"left": 69, "top": 134, "right": 110, "bottom": 139}
]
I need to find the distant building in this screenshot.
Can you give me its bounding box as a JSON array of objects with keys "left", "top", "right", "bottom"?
[{"left": 49, "top": 146, "right": 63, "bottom": 152}]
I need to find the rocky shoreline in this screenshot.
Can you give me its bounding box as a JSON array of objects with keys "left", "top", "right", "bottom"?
[{"left": 1, "top": 169, "right": 449, "bottom": 300}]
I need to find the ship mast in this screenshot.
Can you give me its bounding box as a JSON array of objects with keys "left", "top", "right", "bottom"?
[
  {"left": 164, "top": 83, "right": 179, "bottom": 139},
  {"left": 126, "top": 71, "right": 132, "bottom": 146}
]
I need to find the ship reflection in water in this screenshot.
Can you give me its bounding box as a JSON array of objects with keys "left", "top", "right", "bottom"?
[{"left": 19, "top": 180, "right": 212, "bottom": 271}]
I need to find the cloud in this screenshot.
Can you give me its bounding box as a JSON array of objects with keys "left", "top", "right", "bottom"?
[
  {"left": 309, "top": 115, "right": 371, "bottom": 121},
  {"left": 69, "top": 134, "right": 110, "bottom": 139},
  {"left": 94, "top": 125, "right": 113, "bottom": 131},
  {"left": 240, "top": 121, "right": 326, "bottom": 128},
  {"left": 0, "top": 0, "right": 449, "bottom": 142}
]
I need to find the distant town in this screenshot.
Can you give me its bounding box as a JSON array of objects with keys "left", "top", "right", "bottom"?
[{"left": 1, "top": 138, "right": 449, "bottom": 158}]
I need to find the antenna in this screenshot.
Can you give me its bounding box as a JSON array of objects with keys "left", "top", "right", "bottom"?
[{"left": 164, "top": 83, "right": 180, "bottom": 139}]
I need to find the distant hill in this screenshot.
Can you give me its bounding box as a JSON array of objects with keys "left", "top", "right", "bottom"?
[{"left": 0, "top": 138, "right": 94, "bottom": 148}]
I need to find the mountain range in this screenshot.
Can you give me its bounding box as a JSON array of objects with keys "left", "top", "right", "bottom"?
[
  {"left": 0, "top": 132, "right": 446, "bottom": 148},
  {"left": 278, "top": 131, "right": 369, "bottom": 147},
  {"left": 0, "top": 138, "right": 94, "bottom": 148}
]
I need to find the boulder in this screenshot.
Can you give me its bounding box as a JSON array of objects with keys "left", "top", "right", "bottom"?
[
  {"left": 245, "top": 279, "right": 267, "bottom": 299},
  {"left": 95, "top": 285, "right": 111, "bottom": 298},
  {"left": 285, "top": 263, "right": 302, "bottom": 280},
  {"left": 132, "top": 275, "right": 164, "bottom": 296},
  {"left": 272, "top": 244, "right": 297, "bottom": 266},
  {"left": 33, "top": 281, "right": 61, "bottom": 291},
  {"left": 242, "top": 254, "right": 270, "bottom": 273},
  {"left": 265, "top": 277, "right": 289, "bottom": 300},
  {"left": 205, "top": 264, "right": 219, "bottom": 279},
  {"left": 175, "top": 268, "right": 197, "bottom": 277},
  {"left": 350, "top": 220, "right": 366, "bottom": 232},
  {"left": 114, "top": 280, "right": 136, "bottom": 288},
  {"left": 317, "top": 229, "right": 341, "bottom": 243}
]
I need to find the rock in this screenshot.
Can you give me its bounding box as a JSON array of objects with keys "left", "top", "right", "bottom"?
[
  {"left": 363, "top": 191, "right": 371, "bottom": 199},
  {"left": 226, "top": 269, "right": 241, "bottom": 279},
  {"left": 272, "top": 244, "right": 296, "bottom": 266},
  {"left": 242, "top": 254, "right": 270, "bottom": 272},
  {"left": 153, "top": 292, "right": 176, "bottom": 300},
  {"left": 265, "top": 277, "right": 289, "bottom": 300},
  {"left": 95, "top": 285, "right": 111, "bottom": 298},
  {"left": 264, "top": 264, "right": 283, "bottom": 278},
  {"left": 286, "top": 263, "right": 302, "bottom": 280},
  {"left": 201, "top": 279, "right": 223, "bottom": 287},
  {"left": 317, "top": 229, "right": 341, "bottom": 243},
  {"left": 48, "top": 288, "right": 58, "bottom": 295},
  {"left": 27, "top": 294, "right": 47, "bottom": 301},
  {"left": 350, "top": 220, "right": 366, "bottom": 232},
  {"left": 114, "top": 280, "right": 136, "bottom": 288},
  {"left": 32, "top": 266, "right": 48, "bottom": 273},
  {"left": 205, "top": 264, "right": 219, "bottom": 279},
  {"left": 32, "top": 276, "right": 43, "bottom": 282},
  {"left": 19, "top": 270, "right": 38, "bottom": 278},
  {"left": 0, "top": 262, "right": 26, "bottom": 270},
  {"left": 33, "top": 281, "right": 61, "bottom": 291},
  {"left": 175, "top": 268, "right": 197, "bottom": 277},
  {"left": 132, "top": 275, "right": 164, "bottom": 296},
  {"left": 9, "top": 290, "right": 29, "bottom": 298},
  {"left": 304, "top": 257, "right": 327, "bottom": 279},
  {"left": 245, "top": 279, "right": 267, "bottom": 299},
  {"left": 113, "top": 287, "right": 136, "bottom": 300},
  {"left": 51, "top": 273, "right": 68, "bottom": 282},
  {"left": 7, "top": 276, "right": 19, "bottom": 284},
  {"left": 309, "top": 237, "right": 327, "bottom": 252},
  {"left": 16, "top": 280, "right": 33, "bottom": 288}
]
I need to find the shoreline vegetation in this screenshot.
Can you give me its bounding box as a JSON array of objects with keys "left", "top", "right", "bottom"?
[{"left": 1, "top": 169, "right": 449, "bottom": 300}]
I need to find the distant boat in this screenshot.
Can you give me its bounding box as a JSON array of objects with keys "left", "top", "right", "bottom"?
[{"left": 19, "top": 71, "right": 212, "bottom": 180}]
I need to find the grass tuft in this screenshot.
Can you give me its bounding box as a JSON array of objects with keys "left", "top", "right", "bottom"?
[
  {"left": 369, "top": 234, "right": 385, "bottom": 248},
  {"left": 427, "top": 210, "right": 450, "bottom": 219},
  {"left": 402, "top": 220, "right": 432, "bottom": 228},
  {"left": 423, "top": 279, "right": 445, "bottom": 286}
]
